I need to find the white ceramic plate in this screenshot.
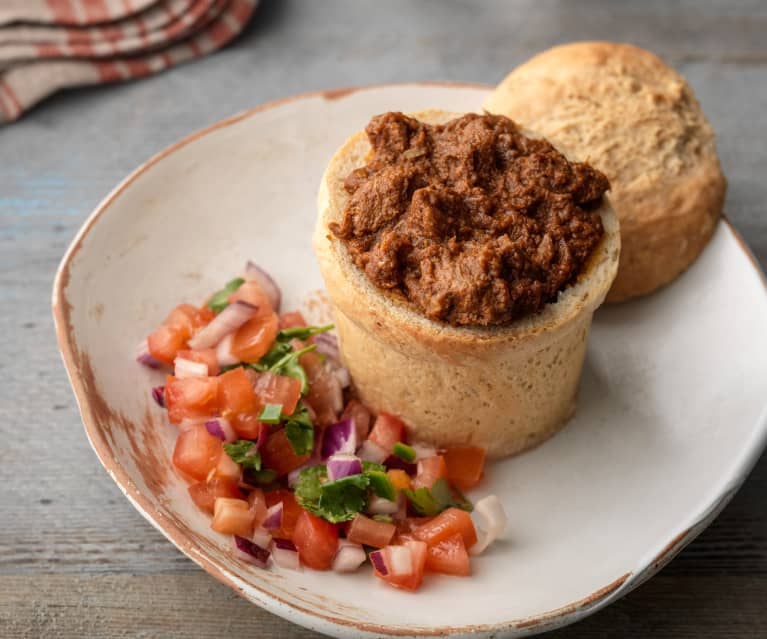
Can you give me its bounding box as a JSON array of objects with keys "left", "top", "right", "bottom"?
[{"left": 53, "top": 84, "right": 767, "bottom": 638}]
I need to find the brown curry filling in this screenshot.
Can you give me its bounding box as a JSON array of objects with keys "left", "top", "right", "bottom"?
[{"left": 330, "top": 112, "right": 609, "bottom": 326}]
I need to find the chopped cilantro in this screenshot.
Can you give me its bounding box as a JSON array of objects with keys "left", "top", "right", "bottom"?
[
  {"left": 294, "top": 465, "right": 371, "bottom": 523},
  {"left": 361, "top": 461, "right": 386, "bottom": 473},
  {"left": 207, "top": 277, "right": 245, "bottom": 313},
  {"left": 284, "top": 402, "right": 314, "bottom": 456},
  {"left": 258, "top": 403, "right": 283, "bottom": 424},
  {"left": 392, "top": 442, "right": 416, "bottom": 463},
  {"left": 223, "top": 440, "right": 261, "bottom": 471},
  {"left": 276, "top": 324, "right": 334, "bottom": 342},
  {"left": 242, "top": 467, "right": 277, "bottom": 486}
]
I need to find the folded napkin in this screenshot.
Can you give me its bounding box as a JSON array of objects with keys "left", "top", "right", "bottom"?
[{"left": 0, "top": 0, "right": 258, "bottom": 123}]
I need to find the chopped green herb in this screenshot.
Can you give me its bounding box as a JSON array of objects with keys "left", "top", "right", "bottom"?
[
  {"left": 284, "top": 402, "right": 314, "bottom": 456},
  {"left": 276, "top": 324, "right": 334, "bottom": 342},
  {"left": 223, "top": 440, "right": 262, "bottom": 471},
  {"left": 269, "top": 344, "right": 316, "bottom": 394},
  {"left": 392, "top": 442, "right": 416, "bottom": 463},
  {"left": 372, "top": 514, "right": 394, "bottom": 524},
  {"left": 242, "top": 468, "right": 277, "bottom": 486},
  {"left": 365, "top": 470, "right": 396, "bottom": 501},
  {"left": 361, "top": 461, "right": 386, "bottom": 474},
  {"left": 294, "top": 465, "right": 370, "bottom": 523},
  {"left": 258, "top": 403, "right": 283, "bottom": 424},
  {"left": 206, "top": 277, "right": 245, "bottom": 313},
  {"left": 404, "top": 477, "right": 473, "bottom": 516}
]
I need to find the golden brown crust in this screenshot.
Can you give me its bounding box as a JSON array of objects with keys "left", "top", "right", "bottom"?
[
  {"left": 313, "top": 109, "right": 620, "bottom": 457},
  {"left": 483, "top": 41, "right": 727, "bottom": 303}
]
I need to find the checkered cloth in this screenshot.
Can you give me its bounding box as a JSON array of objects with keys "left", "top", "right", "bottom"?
[{"left": 0, "top": 0, "right": 258, "bottom": 123}]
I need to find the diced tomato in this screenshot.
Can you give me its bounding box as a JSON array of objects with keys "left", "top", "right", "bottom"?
[
  {"left": 425, "top": 532, "right": 470, "bottom": 576},
  {"left": 217, "top": 367, "right": 259, "bottom": 415},
  {"left": 347, "top": 514, "right": 396, "bottom": 548},
  {"left": 341, "top": 399, "right": 372, "bottom": 440},
  {"left": 374, "top": 540, "right": 428, "bottom": 591},
  {"left": 147, "top": 324, "right": 188, "bottom": 365},
  {"left": 293, "top": 511, "right": 339, "bottom": 570},
  {"left": 253, "top": 372, "right": 301, "bottom": 416},
  {"left": 260, "top": 428, "right": 310, "bottom": 477},
  {"left": 177, "top": 348, "right": 220, "bottom": 376},
  {"left": 247, "top": 488, "right": 268, "bottom": 528},
  {"left": 387, "top": 469, "right": 412, "bottom": 494},
  {"left": 279, "top": 311, "right": 307, "bottom": 329},
  {"left": 412, "top": 455, "right": 448, "bottom": 490},
  {"left": 231, "top": 412, "right": 266, "bottom": 440},
  {"left": 193, "top": 306, "right": 216, "bottom": 329},
  {"left": 228, "top": 281, "right": 274, "bottom": 314},
  {"left": 165, "top": 375, "right": 220, "bottom": 424},
  {"left": 301, "top": 350, "right": 339, "bottom": 426},
  {"left": 172, "top": 424, "right": 222, "bottom": 481},
  {"left": 297, "top": 346, "right": 324, "bottom": 378},
  {"left": 443, "top": 446, "right": 486, "bottom": 491},
  {"left": 211, "top": 497, "right": 254, "bottom": 537},
  {"left": 412, "top": 507, "right": 477, "bottom": 550},
  {"left": 231, "top": 312, "right": 279, "bottom": 363},
  {"left": 164, "top": 303, "right": 198, "bottom": 335},
  {"left": 368, "top": 412, "right": 406, "bottom": 454},
  {"left": 213, "top": 450, "right": 241, "bottom": 481},
  {"left": 265, "top": 490, "right": 302, "bottom": 539},
  {"left": 188, "top": 477, "right": 244, "bottom": 514}
]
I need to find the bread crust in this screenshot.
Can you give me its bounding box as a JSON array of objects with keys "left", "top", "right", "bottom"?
[
  {"left": 483, "top": 41, "right": 726, "bottom": 302},
  {"left": 313, "top": 110, "right": 620, "bottom": 458}
]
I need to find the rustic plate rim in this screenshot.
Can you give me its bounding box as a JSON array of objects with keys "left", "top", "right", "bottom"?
[{"left": 51, "top": 82, "right": 767, "bottom": 638}]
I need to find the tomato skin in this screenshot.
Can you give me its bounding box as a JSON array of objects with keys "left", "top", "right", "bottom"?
[
  {"left": 231, "top": 412, "right": 264, "bottom": 439},
  {"left": 188, "top": 477, "right": 244, "bottom": 514},
  {"left": 278, "top": 311, "right": 307, "bottom": 329},
  {"left": 425, "top": 533, "right": 470, "bottom": 576},
  {"left": 260, "top": 428, "right": 310, "bottom": 477},
  {"left": 148, "top": 324, "right": 188, "bottom": 365},
  {"left": 293, "top": 511, "right": 339, "bottom": 570},
  {"left": 412, "top": 455, "right": 448, "bottom": 490},
  {"left": 265, "top": 490, "right": 302, "bottom": 540},
  {"left": 172, "top": 424, "right": 223, "bottom": 481},
  {"left": 211, "top": 497, "right": 254, "bottom": 537},
  {"left": 368, "top": 412, "right": 406, "bottom": 454},
  {"left": 347, "top": 514, "right": 396, "bottom": 548},
  {"left": 217, "top": 367, "right": 259, "bottom": 415},
  {"left": 412, "top": 507, "right": 477, "bottom": 550},
  {"left": 164, "top": 304, "right": 198, "bottom": 335},
  {"left": 165, "top": 375, "right": 220, "bottom": 424},
  {"left": 253, "top": 372, "right": 301, "bottom": 416},
  {"left": 177, "top": 348, "right": 219, "bottom": 376},
  {"left": 228, "top": 281, "right": 274, "bottom": 314},
  {"left": 443, "top": 446, "right": 486, "bottom": 491},
  {"left": 231, "top": 312, "right": 279, "bottom": 363}
]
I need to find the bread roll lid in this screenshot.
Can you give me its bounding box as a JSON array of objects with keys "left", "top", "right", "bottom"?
[{"left": 314, "top": 109, "right": 621, "bottom": 364}]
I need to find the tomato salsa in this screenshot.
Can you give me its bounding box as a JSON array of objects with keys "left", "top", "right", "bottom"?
[{"left": 137, "top": 263, "right": 508, "bottom": 590}]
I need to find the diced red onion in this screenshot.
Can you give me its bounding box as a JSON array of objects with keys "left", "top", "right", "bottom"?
[
  {"left": 252, "top": 527, "right": 272, "bottom": 549},
  {"left": 357, "top": 440, "right": 387, "bottom": 464},
  {"left": 366, "top": 495, "right": 399, "bottom": 515},
  {"left": 388, "top": 546, "right": 413, "bottom": 576},
  {"left": 326, "top": 454, "right": 362, "bottom": 481},
  {"left": 326, "top": 369, "right": 344, "bottom": 415},
  {"left": 271, "top": 538, "right": 300, "bottom": 570},
  {"left": 333, "top": 366, "right": 352, "bottom": 389},
  {"left": 205, "top": 418, "right": 236, "bottom": 443},
  {"left": 173, "top": 356, "right": 208, "bottom": 379},
  {"left": 263, "top": 502, "right": 283, "bottom": 530},
  {"left": 273, "top": 538, "right": 297, "bottom": 551},
  {"left": 151, "top": 386, "right": 165, "bottom": 408},
  {"left": 321, "top": 418, "right": 356, "bottom": 459},
  {"left": 369, "top": 549, "right": 388, "bottom": 576},
  {"left": 332, "top": 540, "right": 366, "bottom": 573},
  {"left": 188, "top": 301, "right": 257, "bottom": 350},
  {"left": 384, "top": 455, "right": 417, "bottom": 475},
  {"left": 244, "top": 261, "right": 281, "bottom": 312},
  {"left": 215, "top": 333, "right": 239, "bottom": 367},
  {"left": 232, "top": 535, "right": 270, "bottom": 567},
  {"left": 411, "top": 443, "right": 437, "bottom": 460},
  {"left": 314, "top": 332, "right": 340, "bottom": 363},
  {"left": 136, "top": 339, "right": 162, "bottom": 369},
  {"left": 470, "top": 495, "right": 508, "bottom": 556}
]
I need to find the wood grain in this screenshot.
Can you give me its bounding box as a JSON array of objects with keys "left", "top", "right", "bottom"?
[{"left": 1, "top": 0, "right": 766, "bottom": 637}]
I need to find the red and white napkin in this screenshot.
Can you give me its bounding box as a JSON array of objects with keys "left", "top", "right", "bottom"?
[{"left": 0, "top": 0, "right": 258, "bottom": 123}]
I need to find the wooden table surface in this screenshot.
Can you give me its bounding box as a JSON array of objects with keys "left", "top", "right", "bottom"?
[{"left": 1, "top": 1, "right": 765, "bottom": 637}]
